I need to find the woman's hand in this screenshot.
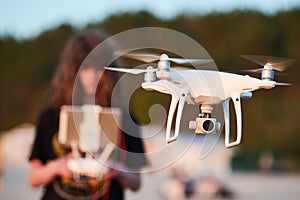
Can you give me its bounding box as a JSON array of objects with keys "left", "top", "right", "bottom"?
[
  {"left": 48, "top": 154, "right": 73, "bottom": 178},
  {"left": 28, "top": 154, "right": 73, "bottom": 188}
]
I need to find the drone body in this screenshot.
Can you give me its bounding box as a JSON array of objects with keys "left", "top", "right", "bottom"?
[
  {"left": 105, "top": 53, "right": 293, "bottom": 148},
  {"left": 142, "top": 69, "right": 276, "bottom": 147}
]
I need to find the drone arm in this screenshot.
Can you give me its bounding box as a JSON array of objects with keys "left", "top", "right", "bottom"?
[{"left": 222, "top": 94, "right": 242, "bottom": 148}]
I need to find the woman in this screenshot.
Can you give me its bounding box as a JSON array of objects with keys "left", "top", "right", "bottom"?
[{"left": 28, "top": 30, "right": 147, "bottom": 200}]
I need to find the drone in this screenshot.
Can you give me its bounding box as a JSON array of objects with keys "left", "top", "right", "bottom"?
[{"left": 105, "top": 52, "right": 294, "bottom": 147}]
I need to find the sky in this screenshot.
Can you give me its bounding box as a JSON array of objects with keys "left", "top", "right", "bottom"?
[{"left": 1, "top": 0, "right": 300, "bottom": 39}]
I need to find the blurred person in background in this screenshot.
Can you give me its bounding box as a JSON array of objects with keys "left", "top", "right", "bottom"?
[
  {"left": 0, "top": 148, "right": 3, "bottom": 190},
  {"left": 28, "top": 30, "right": 147, "bottom": 200}
]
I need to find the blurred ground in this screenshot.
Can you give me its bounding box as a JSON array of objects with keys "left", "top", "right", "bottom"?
[
  {"left": 0, "top": 124, "right": 42, "bottom": 200},
  {"left": 1, "top": 125, "right": 300, "bottom": 200},
  {"left": 126, "top": 172, "right": 300, "bottom": 200}
]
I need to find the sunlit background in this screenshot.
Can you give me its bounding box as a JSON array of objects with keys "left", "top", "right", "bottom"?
[{"left": 1, "top": 0, "right": 300, "bottom": 199}]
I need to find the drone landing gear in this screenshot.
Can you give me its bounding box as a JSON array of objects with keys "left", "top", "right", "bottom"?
[{"left": 189, "top": 105, "right": 221, "bottom": 134}]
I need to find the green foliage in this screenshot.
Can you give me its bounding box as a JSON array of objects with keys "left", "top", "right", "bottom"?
[
  {"left": 1, "top": 10, "right": 300, "bottom": 169},
  {"left": 0, "top": 24, "right": 75, "bottom": 129}
]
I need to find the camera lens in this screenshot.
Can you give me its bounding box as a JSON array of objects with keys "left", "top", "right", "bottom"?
[{"left": 203, "top": 119, "right": 215, "bottom": 132}]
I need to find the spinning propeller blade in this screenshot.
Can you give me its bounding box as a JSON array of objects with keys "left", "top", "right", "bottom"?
[
  {"left": 241, "top": 55, "right": 295, "bottom": 71},
  {"left": 238, "top": 68, "right": 288, "bottom": 76},
  {"left": 115, "top": 51, "right": 213, "bottom": 65},
  {"left": 116, "top": 52, "right": 160, "bottom": 63},
  {"left": 275, "top": 82, "right": 292, "bottom": 86},
  {"left": 104, "top": 67, "right": 147, "bottom": 74},
  {"left": 238, "top": 68, "right": 263, "bottom": 73},
  {"left": 169, "top": 57, "right": 213, "bottom": 65}
]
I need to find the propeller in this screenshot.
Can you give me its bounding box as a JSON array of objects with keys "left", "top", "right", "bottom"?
[
  {"left": 104, "top": 66, "right": 190, "bottom": 75},
  {"left": 115, "top": 51, "right": 213, "bottom": 65},
  {"left": 241, "top": 55, "right": 295, "bottom": 71},
  {"left": 104, "top": 67, "right": 148, "bottom": 74},
  {"left": 275, "top": 82, "right": 291, "bottom": 86},
  {"left": 238, "top": 68, "right": 288, "bottom": 76},
  {"left": 238, "top": 68, "right": 264, "bottom": 73}
]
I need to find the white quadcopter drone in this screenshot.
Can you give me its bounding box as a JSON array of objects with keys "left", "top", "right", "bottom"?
[{"left": 105, "top": 53, "right": 294, "bottom": 147}]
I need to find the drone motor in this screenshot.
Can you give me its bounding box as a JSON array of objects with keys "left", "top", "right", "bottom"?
[
  {"left": 144, "top": 66, "right": 157, "bottom": 83},
  {"left": 261, "top": 63, "right": 275, "bottom": 80},
  {"left": 157, "top": 54, "right": 171, "bottom": 80}
]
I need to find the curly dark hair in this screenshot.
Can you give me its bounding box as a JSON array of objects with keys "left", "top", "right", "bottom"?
[{"left": 50, "top": 30, "right": 119, "bottom": 108}]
